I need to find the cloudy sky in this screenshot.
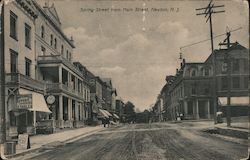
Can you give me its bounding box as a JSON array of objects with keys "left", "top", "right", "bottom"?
[{"left": 39, "top": 0, "right": 248, "bottom": 111}]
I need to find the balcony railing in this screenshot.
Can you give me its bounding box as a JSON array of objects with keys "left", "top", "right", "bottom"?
[
  {"left": 46, "top": 82, "right": 84, "bottom": 99},
  {"left": 6, "top": 73, "right": 45, "bottom": 91},
  {"left": 38, "top": 55, "right": 83, "bottom": 78}
]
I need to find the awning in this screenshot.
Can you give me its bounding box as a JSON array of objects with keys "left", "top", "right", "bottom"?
[
  {"left": 113, "top": 113, "right": 119, "bottom": 119},
  {"left": 18, "top": 89, "right": 51, "bottom": 113},
  {"left": 218, "top": 97, "right": 249, "bottom": 106},
  {"left": 103, "top": 110, "right": 112, "bottom": 117},
  {"left": 99, "top": 109, "right": 109, "bottom": 118}
]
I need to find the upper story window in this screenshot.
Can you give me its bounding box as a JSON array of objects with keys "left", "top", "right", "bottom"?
[
  {"left": 41, "top": 25, "right": 45, "bottom": 39},
  {"left": 25, "top": 58, "right": 31, "bottom": 77},
  {"left": 204, "top": 68, "right": 210, "bottom": 76},
  {"left": 41, "top": 46, "right": 46, "bottom": 56},
  {"left": 50, "top": 34, "right": 53, "bottom": 46},
  {"left": 61, "top": 45, "right": 64, "bottom": 55},
  {"left": 54, "top": 38, "right": 57, "bottom": 49},
  {"left": 244, "top": 77, "right": 248, "bottom": 89},
  {"left": 191, "top": 87, "right": 196, "bottom": 95},
  {"left": 190, "top": 69, "right": 196, "bottom": 77},
  {"left": 25, "top": 23, "right": 31, "bottom": 49},
  {"left": 69, "top": 52, "right": 72, "bottom": 61},
  {"left": 10, "top": 11, "right": 18, "bottom": 40},
  {"left": 10, "top": 49, "right": 18, "bottom": 73},
  {"left": 243, "top": 59, "right": 248, "bottom": 72},
  {"left": 66, "top": 50, "right": 69, "bottom": 59},
  {"left": 221, "top": 76, "right": 228, "bottom": 90},
  {"left": 232, "top": 59, "right": 240, "bottom": 72},
  {"left": 232, "top": 77, "right": 240, "bottom": 89}
]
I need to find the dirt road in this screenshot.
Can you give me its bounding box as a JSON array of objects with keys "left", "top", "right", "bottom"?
[{"left": 13, "top": 122, "right": 248, "bottom": 160}]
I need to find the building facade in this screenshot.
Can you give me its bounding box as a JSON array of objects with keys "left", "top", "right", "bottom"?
[
  {"left": 4, "top": 0, "right": 50, "bottom": 139},
  {"left": 160, "top": 42, "right": 249, "bottom": 121}
]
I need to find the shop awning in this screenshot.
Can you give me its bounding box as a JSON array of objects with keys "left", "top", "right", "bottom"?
[
  {"left": 103, "top": 110, "right": 112, "bottom": 117},
  {"left": 113, "top": 113, "right": 119, "bottom": 119},
  {"left": 18, "top": 89, "right": 51, "bottom": 113},
  {"left": 218, "top": 97, "right": 249, "bottom": 106},
  {"left": 99, "top": 109, "right": 109, "bottom": 118}
]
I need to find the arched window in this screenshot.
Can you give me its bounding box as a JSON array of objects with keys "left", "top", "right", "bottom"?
[
  {"left": 41, "top": 25, "right": 45, "bottom": 38},
  {"left": 191, "top": 70, "right": 196, "bottom": 77}
]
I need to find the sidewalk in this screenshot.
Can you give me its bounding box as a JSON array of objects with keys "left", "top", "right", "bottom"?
[{"left": 7, "top": 125, "right": 107, "bottom": 159}]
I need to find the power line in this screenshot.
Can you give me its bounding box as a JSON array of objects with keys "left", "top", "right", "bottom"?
[{"left": 180, "top": 27, "right": 242, "bottom": 50}]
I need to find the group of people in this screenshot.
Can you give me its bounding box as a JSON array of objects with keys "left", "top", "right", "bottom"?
[{"left": 102, "top": 118, "right": 110, "bottom": 127}]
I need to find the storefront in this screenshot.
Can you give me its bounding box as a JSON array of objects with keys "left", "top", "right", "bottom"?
[
  {"left": 8, "top": 89, "right": 51, "bottom": 137},
  {"left": 218, "top": 96, "right": 249, "bottom": 117}
]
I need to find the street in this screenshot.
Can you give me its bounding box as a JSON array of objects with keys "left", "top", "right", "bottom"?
[{"left": 13, "top": 122, "right": 248, "bottom": 160}]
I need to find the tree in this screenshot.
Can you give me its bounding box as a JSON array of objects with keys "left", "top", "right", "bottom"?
[{"left": 124, "top": 101, "right": 136, "bottom": 123}]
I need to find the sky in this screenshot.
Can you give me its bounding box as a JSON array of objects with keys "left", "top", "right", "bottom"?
[{"left": 39, "top": 0, "right": 248, "bottom": 111}]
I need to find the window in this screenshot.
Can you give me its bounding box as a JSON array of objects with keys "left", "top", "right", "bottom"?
[
  {"left": 41, "top": 46, "right": 46, "bottom": 55},
  {"left": 25, "top": 58, "right": 31, "bottom": 77},
  {"left": 244, "top": 59, "right": 248, "bottom": 72},
  {"left": 204, "top": 68, "right": 209, "bottom": 76},
  {"left": 190, "top": 69, "right": 196, "bottom": 77},
  {"left": 66, "top": 50, "right": 69, "bottom": 59},
  {"left": 25, "top": 23, "right": 31, "bottom": 48},
  {"left": 10, "top": 11, "right": 17, "bottom": 40},
  {"left": 244, "top": 77, "right": 248, "bottom": 89},
  {"left": 232, "top": 77, "right": 240, "bottom": 89},
  {"left": 204, "top": 86, "right": 209, "bottom": 94},
  {"left": 221, "top": 77, "right": 228, "bottom": 90},
  {"left": 232, "top": 59, "right": 240, "bottom": 72},
  {"left": 191, "top": 85, "right": 196, "bottom": 94},
  {"left": 54, "top": 38, "right": 57, "bottom": 49},
  {"left": 10, "top": 50, "right": 18, "bottom": 73},
  {"left": 69, "top": 52, "right": 71, "bottom": 61},
  {"left": 41, "top": 25, "right": 45, "bottom": 38},
  {"left": 50, "top": 34, "right": 53, "bottom": 46},
  {"left": 61, "top": 45, "right": 64, "bottom": 55}
]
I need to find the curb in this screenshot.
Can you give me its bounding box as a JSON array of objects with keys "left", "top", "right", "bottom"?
[{"left": 6, "top": 126, "right": 106, "bottom": 159}]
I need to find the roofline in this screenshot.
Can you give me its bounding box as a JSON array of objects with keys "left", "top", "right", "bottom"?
[{"left": 32, "top": 0, "right": 75, "bottom": 48}]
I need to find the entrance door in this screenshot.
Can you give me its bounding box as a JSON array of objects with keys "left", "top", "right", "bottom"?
[
  {"left": 198, "top": 100, "right": 206, "bottom": 118},
  {"left": 17, "top": 112, "right": 27, "bottom": 134}
]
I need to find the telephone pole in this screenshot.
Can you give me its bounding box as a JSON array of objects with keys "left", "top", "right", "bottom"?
[
  {"left": 219, "top": 31, "right": 234, "bottom": 127},
  {"left": 0, "top": 1, "right": 6, "bottom": 159},
  {"left": 196, "top": 0, "right": 225, "bottom": 124}
]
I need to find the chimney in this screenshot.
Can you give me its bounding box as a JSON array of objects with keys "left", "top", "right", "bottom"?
[
  {"left": 182, "top": 58, "right": 186, "bottom": 65},
  {"left": 70, "top": 36, "right": 74, "bottom": 45}
]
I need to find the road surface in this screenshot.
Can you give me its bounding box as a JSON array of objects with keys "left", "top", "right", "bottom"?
[{"left": 13, "top": 122, "right": 248, "bottom": 160}]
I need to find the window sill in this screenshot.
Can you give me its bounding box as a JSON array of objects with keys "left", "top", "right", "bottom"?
[
  {"left": 25, "top": 45, "right": 31, "bottom": 50},
  {"left": 10, "top": 35, "right": 18, "bottom": 41}
]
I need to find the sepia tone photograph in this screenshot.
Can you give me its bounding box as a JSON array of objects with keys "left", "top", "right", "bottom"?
[{"left": 0, "top": 0, "right": 249, "bottom": 159}]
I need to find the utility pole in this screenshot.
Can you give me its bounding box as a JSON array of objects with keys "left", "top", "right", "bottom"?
[
  {"left": 219, "top": 31, "right": 234, "bottom": 127},
  {"left": 0, "top": 1, "right": 6, "bottom": 159},
  {"left": 196, "top": 0, "right": 225, "bottom": 124}
]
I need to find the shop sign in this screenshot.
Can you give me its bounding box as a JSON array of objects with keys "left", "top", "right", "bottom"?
[
  {"left": 17, "top": 94, "right": 32, "bottom": 110},
  {"left": 17, "top": 133, "right": 31, "bottom": 149}
]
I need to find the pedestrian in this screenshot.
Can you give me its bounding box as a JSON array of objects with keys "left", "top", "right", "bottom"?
[
  {"left": 107, "top": 119, "right": 110, "bottom": 128},
  {"left": 103, "top": 118, "right": 106, "bottom": 127}
]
